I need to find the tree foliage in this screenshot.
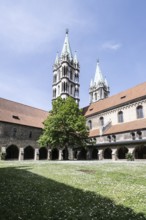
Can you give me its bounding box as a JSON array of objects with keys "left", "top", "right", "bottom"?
[{"left": 38, "top": 97, "right": 89, "bottom": 149}]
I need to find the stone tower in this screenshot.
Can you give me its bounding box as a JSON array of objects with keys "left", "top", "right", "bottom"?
[
  {"left": 52, "top": 30, "right": 80, "bottom": 105},
  {"left": 89, "top": 60, "right": 110, "bottom": 103}
]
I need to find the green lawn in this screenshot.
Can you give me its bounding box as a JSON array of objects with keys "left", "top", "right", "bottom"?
[{"left": 0, "top": 161, "right": 146, "bottom": 220}]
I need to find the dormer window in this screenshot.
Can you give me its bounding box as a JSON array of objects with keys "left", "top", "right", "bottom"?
[{"left": 12, "top": 115, "right": 20, "bottom": 120}]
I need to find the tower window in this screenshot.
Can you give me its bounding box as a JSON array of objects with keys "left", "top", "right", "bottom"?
[
  {"left": 71, "top": 84, "right": 73, "bottom": 94},
  {"left": 136, "top": 105, "right": 144, "bottom": 119},
  {"left": 118, "top": 111, "right": 124, "bottom": 123},
  {"left": 70, "top": 71, "right": 73, "bottom": 80},
  {"left": 95, "top": 93, "right": 97, "bottom": 101}
]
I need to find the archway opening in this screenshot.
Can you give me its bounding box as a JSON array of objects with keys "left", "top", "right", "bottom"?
[
  {"left": 78, "top": 148, "right": 87, "bottom": 160},
  {"left": 52, "top": 148, "right": 59, "bottom": 160},
  {"left": 135, "top": 146, "right": 146, "bottom": 159},
  {"left": 63, "top": 148, "right": 68, "bottom": 160},
  {"left": 117, "top": 146, "right": 128, "bottom": 159},
  {"left": 92, "top": 149, "right": 99, "bottom": 160},
  {"left": 39, "top": 147, "right": 47, "bottom": 160},
  {"left": 24, "top": 146, "right": 34, "bottom": 160},
  {"left": 5, "top": 145, "right": 19, "bottom": 160},
  {"left": 103, "top": 148, "right": 112, "bottom": 159}
]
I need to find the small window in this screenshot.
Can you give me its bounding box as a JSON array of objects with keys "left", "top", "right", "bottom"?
[
  {"left": 121, "top": 95, "right": 126, "bottom": 99},
  {"left": 112, "top": 135, "right": 116, "bottom": 142},
  {"left": 88, "top": 120, "right": 92, "bottom": 130},
  {"left": 137, "top": 131, "right": 142, "bottom": 139},
  {"left": 131, "top": 132, "right": 135, "bottom": 140},
  {"left": 12, "top": 128, "right": 17, "bottom": 138},
  {"left": 118, "top": 111, "right": 124, "bottom": 123},
  {"left": 12, "top": 115, "right": 20, "bottom": 120},
  {"left": 136, "top": 105, "right": 144, "bottom": 119},
  {"left": 29, "top": 131, "right": 32, "bottom": 139},
  {"left": 99, "top": 117, "right": 104, "bottom": 126}
]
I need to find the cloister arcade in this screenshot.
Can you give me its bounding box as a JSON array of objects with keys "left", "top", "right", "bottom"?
[{"left": 2, "top": 144, "right": 146, "bottom": 161}]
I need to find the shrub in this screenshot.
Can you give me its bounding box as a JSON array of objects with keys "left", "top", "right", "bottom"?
[
  {"left": 126, "top": 152, "right": 134, "bottom": 161},
  {"left": 0, "top": 152, "right": 6, "bottom": 160}
]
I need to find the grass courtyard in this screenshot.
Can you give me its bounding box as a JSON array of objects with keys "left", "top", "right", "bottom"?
[{"left": 0, "top": 161, "right": 146, "bottom": 220}]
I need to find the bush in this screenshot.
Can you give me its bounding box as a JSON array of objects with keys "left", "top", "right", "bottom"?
[
  {"left": 126, "top": 152, "right": 134, "bottom": 161},
  {"left": 0, "top": 152, "right": 6, "bottom": 160}
]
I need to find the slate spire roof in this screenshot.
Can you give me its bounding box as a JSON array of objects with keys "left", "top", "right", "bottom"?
[
  {"left": 61, "top": 29, "right": 73, "bottom": 60},
  {"left": 94, "top": 60, "right": 105, "bottom": 85}
]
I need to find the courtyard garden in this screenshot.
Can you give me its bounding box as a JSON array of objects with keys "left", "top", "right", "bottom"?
[{"left": 0, "top": 160, "right": 146, "bottom": 220}]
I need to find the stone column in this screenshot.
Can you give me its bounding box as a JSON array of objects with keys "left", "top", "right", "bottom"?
[
  {"left": 98, "top": 149, "right": 103, "bottom": 160},
  {"left": 34, "top": 148, "right": 39, "bottom": 160},
  {"left": 68, "top": 148, "right": 74, "bottom": 160},
  {"left": 59, "top": 149, "right": 63, "bottom": 160},
  {"left": 19, "top": 148, "right": 24, "bottom": 161},
  {"left": 47, "top": 149, "right": 51, "bottom": 160},
  {"left": 128, "top": 147, "right": 135, "bottom": 159},
  {"left": 112, "top": 148, "right": 118, "bottom": 161}
]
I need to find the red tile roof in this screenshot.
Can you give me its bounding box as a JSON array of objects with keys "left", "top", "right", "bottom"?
[
  {"left": 0, "top": 98, "right": 48, "bottom": 128},
  {"left": 83, "top": 82, "right": 146, "bottom": 117},
  {"left": 104, "top": 118, "right": 146, "bottom": 135}
]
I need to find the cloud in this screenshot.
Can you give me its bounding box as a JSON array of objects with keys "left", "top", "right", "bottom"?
[{"left": 102, "top": 41, "right": 122, "bottom": 51}]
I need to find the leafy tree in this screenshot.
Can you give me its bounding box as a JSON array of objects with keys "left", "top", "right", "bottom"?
[{"left": 38, "top": 97, "right": 89, "bottom": 150}]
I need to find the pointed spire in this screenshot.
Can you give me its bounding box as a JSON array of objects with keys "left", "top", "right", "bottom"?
[
  {"left": 90, "top": 79, "right": 93, "bottom": 87},
  {"left": 55, "top": 52, "right": 59, "bottom": 64},
  {"left": 94, "top": 60, "right": 104, "bottom": 85},
  {"left": 61, "top": 29, "right": 73, "bottom": 60},
  {"left": 104, "top": 77, "right": 109, "bottom": 87},
  {"left": 73, "top": 51, "right": 78, "bottom": 64}
]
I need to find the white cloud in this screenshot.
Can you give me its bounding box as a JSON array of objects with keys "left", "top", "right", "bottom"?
[{"left": 102, "top": 41, "right": 121, "bottom": 50}]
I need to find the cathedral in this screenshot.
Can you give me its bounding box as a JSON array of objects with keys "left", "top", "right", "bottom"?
[{"left": 0, "top": 31, "right": 146, "bottom": 161}]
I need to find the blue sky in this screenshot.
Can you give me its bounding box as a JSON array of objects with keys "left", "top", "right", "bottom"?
[{"left": 0, "top": 0, "right": 146, "bottom": 111}]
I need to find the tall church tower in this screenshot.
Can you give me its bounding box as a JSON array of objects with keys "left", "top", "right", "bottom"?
[
  {"left": 89, "top": 60, "right": 110, "bottom": 103},
  {"left": 52, "top": 30, "right": 80, "bottom": 105}
]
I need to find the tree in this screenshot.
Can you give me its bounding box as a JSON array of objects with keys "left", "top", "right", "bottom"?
[{"left": 38, "top": 97, "right": 89, "bottom": 150}]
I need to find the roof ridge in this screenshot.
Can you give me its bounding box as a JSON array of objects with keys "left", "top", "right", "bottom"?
[{"left": 0, "top": 97, "right": 49, "bottom": 113}]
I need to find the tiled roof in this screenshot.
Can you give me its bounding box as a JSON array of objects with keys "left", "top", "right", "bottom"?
[
  {"left": 89, "top": 129, "right": 100, "bottom": 137},
  {"left": 104, "top": 118, "right": 146, "bottom": 135},
  {"left": 83, "top": 82, "right": 146, "bottom": 117},
  {"left": 0, "top": 98, "right": 48, "bottom": 128},
  {"left": 88, "top": 118, "right": 146, "bottom": 137}
]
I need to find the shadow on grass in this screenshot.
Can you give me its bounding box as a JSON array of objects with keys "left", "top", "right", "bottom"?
[{"left": 0, "top": 166, "right": 145, "bottom": 220}]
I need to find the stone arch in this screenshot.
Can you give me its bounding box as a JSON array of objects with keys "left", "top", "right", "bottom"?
[
  {"left": 52, "top": 148, "right": 59, "bottom": 160},
  {"left": 39, "top": 147, "right": 47, "bottom": 160},
  {"left": 24, "top": 146, "right": 34, "bottom": 160},
  {"left": 78, "top": 148, "right": 87, "bottom": 160},
  {"left": 103, "top": 147, "right": 112, "bottom": 159},
  {"left": 92, "top": 148, "right": 99, "bottom": 160},
  {"left": 135, "top": 145, "right": 146, "bottom": 159},
  {"left": 5, "top": 145, "right": 19, "bottom": 160},
  {"left": 63, "top": 148, "right": 69, "bottom": 160},
  {"left": 117, "top": 146, "right": 128, "bottom": 159}
]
